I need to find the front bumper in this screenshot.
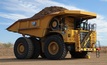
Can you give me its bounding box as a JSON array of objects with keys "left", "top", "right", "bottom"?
[{"left": 80, "top": 48, "right": 96, "bottom": 52}]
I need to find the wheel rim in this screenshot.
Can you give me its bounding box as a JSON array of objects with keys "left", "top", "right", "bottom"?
[
  {"left": 17, "top": 43, "right": 25, "bottom": 55},
  {"left": 52, "top": 21, "right": 57, "bottom": 28},
  {"left": 48, "top": 41, "right": 59, "bottom": 55}
]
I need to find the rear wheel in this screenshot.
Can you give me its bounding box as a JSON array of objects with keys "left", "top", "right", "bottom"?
[
  {"left": 70, "top": 51, "right": 87, "bottom": 58},
  {"left": 29, "top": 37, "right": 41, "bottom": 59},
  {"left": 39, "top": 42, "right": 46, "bottom": 58},
  {"left": 44, "top": 35, "right": 67, "bottom": 60},
  {"left": 14, "top": 37, "right": 33, "bottom": 59}
]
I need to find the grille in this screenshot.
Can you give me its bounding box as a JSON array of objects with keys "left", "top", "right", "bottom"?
[{"left": 80, "top": 32, "right": 90, "bottom": 48}]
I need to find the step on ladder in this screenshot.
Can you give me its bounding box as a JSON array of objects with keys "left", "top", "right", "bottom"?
[{"left": 96, "top": 41, "right": 101, "bottom": 58}]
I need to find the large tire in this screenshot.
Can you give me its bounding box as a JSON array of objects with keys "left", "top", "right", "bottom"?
[
  {"left": 14, "top": 37, "right": 33, "bottom": 59},
  {"left": 44, "top": 35, "right": 67, "bottom": 60},
  {"left": 29, "top": 37, "right": 41, "bottom": 59},
  {"left": 70, "top": 51, "right": 87, "bottom": 58},
  {"left": 50, "top": 18, "right": 59, "bottom": 30},
  {"left": 40, "top": 42, "right": 46, "bottom": 58}
]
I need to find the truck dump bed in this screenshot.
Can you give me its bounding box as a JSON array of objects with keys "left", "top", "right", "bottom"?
[{"left": 7, "top": 7, "right": 96, "bottom": 37}]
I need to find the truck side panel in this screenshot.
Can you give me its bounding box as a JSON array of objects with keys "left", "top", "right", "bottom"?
[{"left": 7, "top": 15, "right": 54, "bottom": 37}]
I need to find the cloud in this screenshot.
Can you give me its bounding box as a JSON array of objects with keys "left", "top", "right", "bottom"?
[
  {"left": 0, "top": 22, "right": 12, "bottom": 26},
  {"left": 0, "top": 0, "right": 37, "bottom": 15},
  {"left": 0, "top": 12, "right": 27, "bottom": 20},
  {"left": 95, "top": 15, "right": 107, "bottom": 32}
]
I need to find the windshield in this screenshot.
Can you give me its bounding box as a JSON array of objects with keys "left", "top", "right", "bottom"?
[
  {"left": 75, "top": 19, "right": 96, "bottom": 31},
  {"left": 80, "top": 20, "right": 88, "bottom": 30}
]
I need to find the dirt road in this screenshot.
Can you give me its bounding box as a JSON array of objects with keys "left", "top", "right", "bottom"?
[{"left": 0, "top": 53, "right": 107, "bottom": 65}]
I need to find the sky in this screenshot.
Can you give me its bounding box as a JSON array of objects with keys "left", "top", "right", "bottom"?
[{"left": 0, "top": 0, "right": 107, "bottom": 46}]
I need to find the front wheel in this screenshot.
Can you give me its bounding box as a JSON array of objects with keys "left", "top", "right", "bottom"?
[{"left": 44, "top": 35, "right": 67, "bottom": 60}]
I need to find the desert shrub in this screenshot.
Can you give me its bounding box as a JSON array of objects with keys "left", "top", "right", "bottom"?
[{"left": 3, "top": 42, "right": 13, "bottom": 48}]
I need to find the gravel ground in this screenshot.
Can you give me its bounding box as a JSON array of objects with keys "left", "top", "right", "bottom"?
[{"left": 0, "top": 53, "right": 107, "bottom": 65}]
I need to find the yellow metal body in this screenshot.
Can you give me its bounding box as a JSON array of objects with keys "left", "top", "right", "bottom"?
[
  {"left": 7, "top": 16, "right": 54, "bottom": 37},
  {"left": 7, "top": 10, "right": 96, "bottom": 37},
  {"left": 7, "top": 10, "right": 97, "bottom": 52}
]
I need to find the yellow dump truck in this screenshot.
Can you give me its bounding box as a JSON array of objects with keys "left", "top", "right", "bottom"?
[{"left": 7, "top": 7, "right": 97, "bottom": 60}]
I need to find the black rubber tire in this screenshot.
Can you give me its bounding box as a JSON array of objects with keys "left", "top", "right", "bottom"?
[
  {"left": 29, "top": 37, "right": 41, "bottom": 59},
  {"left": 70, "top": 51, "right": 87, "bottom": 58},
  {"left": 50, "top": 18, "right": 59, "bottom": 30},
  {"left": 39, "top": 42, "right": 46, "bottom": 58},
  {"left": 44, "top": 35, "right": 67, "bottom": 60},
  {"left": 14, "top": 37, "right": 33, "bottom": 59},
  {"left": 40, "top": 52, "right": 46, "bottom": 58}
]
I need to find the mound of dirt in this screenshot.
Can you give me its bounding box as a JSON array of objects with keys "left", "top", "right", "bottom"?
[{"left": 31, "top": 6, "right": 68, "bottom": 19}]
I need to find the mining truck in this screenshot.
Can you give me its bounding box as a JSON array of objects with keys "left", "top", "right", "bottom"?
[{"left": 7, "top": 7, "right": 97, "bottom": 60}]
